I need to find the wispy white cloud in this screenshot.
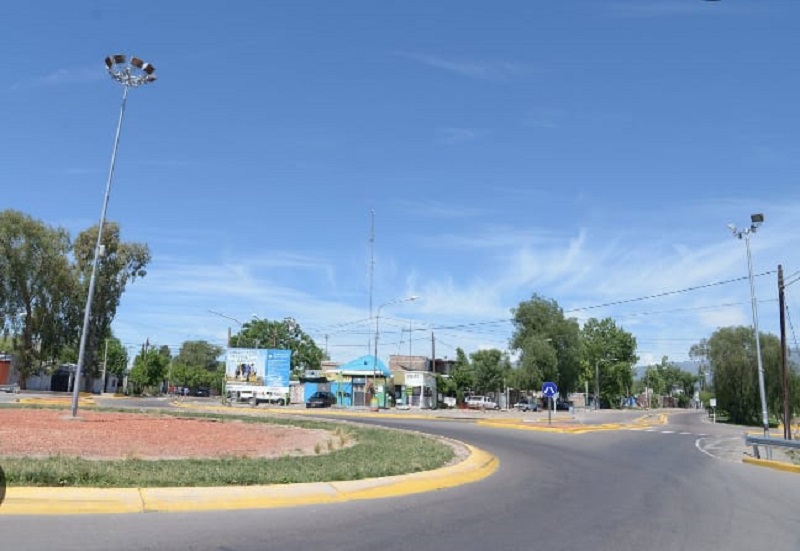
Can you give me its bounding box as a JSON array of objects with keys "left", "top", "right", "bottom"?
[
  {"left": 113, "top": 196, "right": 800, "bottom": 365},
  {"left": 419, "top": 225, "right": 551, "bottom": 251},
  {"left": 398, "top": 52, "right": 528, "bottom": 81},
  {"left": 12, "top": 66, "right": 105, "bottom": 89}
]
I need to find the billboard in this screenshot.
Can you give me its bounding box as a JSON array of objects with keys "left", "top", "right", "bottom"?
[{"left": 225, "top": 348, "right": 292, "bottom": 391}]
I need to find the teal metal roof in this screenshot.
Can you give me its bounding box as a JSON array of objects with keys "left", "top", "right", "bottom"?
[{"left": 338, "top": 355, "right": 390, "bottom": 377}]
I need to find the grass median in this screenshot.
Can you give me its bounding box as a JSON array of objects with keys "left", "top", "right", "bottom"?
[{"left": 1, "top": 407, "right": 455, "bottom": 488}]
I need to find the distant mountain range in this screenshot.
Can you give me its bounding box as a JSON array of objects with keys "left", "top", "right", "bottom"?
[{"left": 633, "top": 347, "right": 800, "bottom": 379}]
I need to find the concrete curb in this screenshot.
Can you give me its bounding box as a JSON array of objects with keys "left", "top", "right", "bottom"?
[
  {"left": 742, "top": 456, "right": 800, "bottom": 474},
  {"left": 0, "top": 445, "right": 498, "bottom": 515}
]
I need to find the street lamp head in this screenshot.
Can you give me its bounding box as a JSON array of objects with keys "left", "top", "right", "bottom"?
[
  {"left": 750, "top": 213, "right": 764, "bottom": 231},
  {"left": 105, "top": 54, "right": 157, "bottom": 88}
]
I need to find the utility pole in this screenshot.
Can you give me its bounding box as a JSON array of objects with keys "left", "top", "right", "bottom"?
[
  {"left": 101, "top": 338, "right": 109, "bottom": 394},
  {"left": 778, "top": 265, "right": 791, "bottom": 440},
  {"left": 431, "top": 331, "right": 435, "bottom": 374},
  {"left": 368, "top": 210, "right": 375, "bottom": 354}
]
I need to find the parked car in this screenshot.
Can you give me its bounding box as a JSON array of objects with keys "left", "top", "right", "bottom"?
[
  {"left": 514, "top": 398, "right": 539, "bottom": 412},
  {"left": 194, "top": 387, "right": 210, "bottom": 397},
  {"left": 556, "top": 400, "right": 572, "bottom": 411},
  {"left": 465, "top": 395, "right": 499, "bottom": 410},
  {"left": 306, "top": 391, "right": 336, "bottom": 408}
]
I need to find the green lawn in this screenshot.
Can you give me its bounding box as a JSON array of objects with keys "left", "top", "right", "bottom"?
[{"left": 1, "top": 407, "right": 455, "bottom": 487}]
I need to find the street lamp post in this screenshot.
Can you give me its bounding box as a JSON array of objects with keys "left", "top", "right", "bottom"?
[
  {"left": 594, "top": 357, "right": 617, "bottom": 410},
  {"left": 70, "top": 55, "right": 157, "bottom": 418},
  {"left": 209, "top": 310, "right": 248, "bottom": 405},
  {"left": 728, "top": 213, "right": 770, "bottom": 437},
  {"left": 373, "top": 296, "right": 417, "bottom": 407}
]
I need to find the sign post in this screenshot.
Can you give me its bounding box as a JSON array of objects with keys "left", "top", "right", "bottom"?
[{"left": 542, "top": 382, "right": 558, "bottom": 425}]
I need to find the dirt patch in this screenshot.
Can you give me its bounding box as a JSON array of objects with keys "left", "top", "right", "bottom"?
[{"left": 0, "top": 409, "right": 337, "bottom": 460}]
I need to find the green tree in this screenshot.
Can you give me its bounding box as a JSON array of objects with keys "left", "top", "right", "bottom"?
[
  {"left": 705, "top": 326, "right": 795, "bottom": 426},
  {"left": 638, "top": 356, "right": 697, "bottom": 408},
  {"left": 170, "top": 340, "right": 224, "bottom": 393},
  {"left": 101, "top": 336, "right": 128, "bottom": 392},
  {"left": 689, "top": 338, "right": 711, "bottom": 391},
  {"left": 581, "top": 317, "right": 638, "bottom": 408},
  {"left": 448, "top": 348, "right": 474, "bottom": 404},
  {"left": 174, "top": 340, "right": 223, "bottom": 370},
  {"left": 707, "top": 326, "right": 762, "bottom": 425},
  {"left": 0, "top": 210, "right": 75, "bottom": 387},
  {"left": 234, "top": 317, "right": 324, "bottom": 377},
  {"left": 470, "top": 348, "right": 506, "bottom": 395},
  {"left": 128, "top": 346, "right": 169, "bottom": 395},
  {"left": 72, "top": 222, "right": 150, "bottom": 386},
  {"left": 510, "top": 294, "right": 582, "bottom": 394}
]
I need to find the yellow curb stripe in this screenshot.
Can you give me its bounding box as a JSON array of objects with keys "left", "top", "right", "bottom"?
[
  {"left": 336, "top": 445, "right": 498, "bottom": 501},
  {"left": 18, "top": 397, "right": 96, "bottom": 406},
  {"left": 742, "top": 457, "right": 800, "bottom": 474},
  {"left": 2, "top": 487, "right": 144, "bottom": 515},
  {"left": 1, "top": 445, "right": 497, "bottom": 515}
]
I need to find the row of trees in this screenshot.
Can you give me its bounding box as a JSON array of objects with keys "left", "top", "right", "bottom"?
[
  {"left": 126, "top": 340, "right": 225, "bottom": 395},
  {"left": 125, "top": 319, "right": 327, "bottom": 395},
  {"left": 438, "top": 292, "right": 799, "bottom": 423},
  {"left": 0, "top": 209, "right": 150, "bottom": 388},
  {"left": 690, "top": 328, "right": 800, "bottom": 426},
  {"left": 439, "top": 294, "right": 640, "bottom": 407}
]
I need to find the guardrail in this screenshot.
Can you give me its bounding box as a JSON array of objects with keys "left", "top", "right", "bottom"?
[{"left": 744, "top": 434, "right": 800, "bottom": 460}]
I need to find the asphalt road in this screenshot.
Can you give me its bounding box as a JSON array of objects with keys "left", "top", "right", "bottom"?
[{"left": 1, "top": 411, "right": 799, "bottom": 551}]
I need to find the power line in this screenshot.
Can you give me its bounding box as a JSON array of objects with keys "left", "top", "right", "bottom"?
[
  {"left": 564, "top": 271, "right": 775, "bottom": 314},
  {"left": 785, "top": 303, "right": 800, "bottom": 359}
]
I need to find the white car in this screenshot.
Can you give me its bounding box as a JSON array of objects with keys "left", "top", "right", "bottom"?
[{"left": 465, "top": 395, "right": 499, "bottom": 410}]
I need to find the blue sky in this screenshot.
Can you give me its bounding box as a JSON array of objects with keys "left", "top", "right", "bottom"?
[{"left": 3, "top": 1, "right": 800, "bottom": 367}]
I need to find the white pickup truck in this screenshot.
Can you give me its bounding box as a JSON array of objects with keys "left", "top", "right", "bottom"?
[
  {"left": 465, "top": 395, "right": 499, "bottom": 410},
  {"left": 226, "top": 385, "right": 287, "bottom": 406}
]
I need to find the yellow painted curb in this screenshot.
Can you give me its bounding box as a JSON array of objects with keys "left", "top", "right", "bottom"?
[
  {"left": 742, "top": 457, "right": 800, "bottom": 474},
  {"left": 0, "top": 445, "right": 497, "bottom": 515},
  {"left": 141, "top": 445, "right": 498, "bottom": 513},
  {"left": 2, "top": 487, "right": 144, "bottom": 515},
  {"left": 18, "top": 396, "right": 96, "bottom": 407}
]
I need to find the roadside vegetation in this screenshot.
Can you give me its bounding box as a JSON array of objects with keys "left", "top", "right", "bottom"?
[{"left": 0, "top": 407, "right": 454, "bottom": 487}]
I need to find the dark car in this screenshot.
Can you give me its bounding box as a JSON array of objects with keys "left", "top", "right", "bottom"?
[
  {"left": 306, "top": 391, "right": 336, "bottom": 408},
  {"left": 194, "top": 387, "right": 210, "bottom": 397}
]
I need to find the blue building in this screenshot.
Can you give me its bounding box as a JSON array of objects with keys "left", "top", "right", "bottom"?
[{"left": 326, "top": 355, "right": 391, "bottom": 408}]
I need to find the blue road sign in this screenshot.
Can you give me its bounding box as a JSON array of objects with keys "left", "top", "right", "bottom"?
[{"left": 542, "top": 381, "right": 558, "bottom": 397}]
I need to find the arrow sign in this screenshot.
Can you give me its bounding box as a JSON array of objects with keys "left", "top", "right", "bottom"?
[{"left": 542, "top": 381, "right": 558, "bottom": 398}]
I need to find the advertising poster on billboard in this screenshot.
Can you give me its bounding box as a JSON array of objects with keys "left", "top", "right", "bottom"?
[
  {"left": 225, "top": 348, "right": 292, "bottom": 392},
  {"left": 264, "top": 349, "right": 291, "bottom": 389}
]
